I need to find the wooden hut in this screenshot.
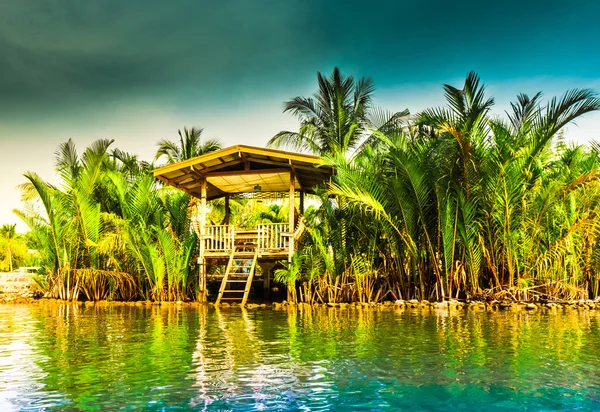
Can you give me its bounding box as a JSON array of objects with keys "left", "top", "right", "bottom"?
[{"left": 152, "top": 145, "right": 333, "bottom": 305}]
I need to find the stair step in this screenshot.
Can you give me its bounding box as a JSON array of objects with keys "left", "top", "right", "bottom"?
[{"left": 215, "top": 246, "right": 258, "bottom": 306}]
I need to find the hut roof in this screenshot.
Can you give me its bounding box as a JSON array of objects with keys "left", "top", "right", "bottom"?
[{"left": 152, "top": 145, "right": 333, "bottom": 200}]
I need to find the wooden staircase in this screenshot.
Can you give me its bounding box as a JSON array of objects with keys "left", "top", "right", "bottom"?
[{"left": 215, "top": 243, "right": 259, "bottom": 307}]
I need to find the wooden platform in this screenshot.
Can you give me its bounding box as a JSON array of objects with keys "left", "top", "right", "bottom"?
[{"left": 205, "top": 251, "right": 288, "bottom": 260}]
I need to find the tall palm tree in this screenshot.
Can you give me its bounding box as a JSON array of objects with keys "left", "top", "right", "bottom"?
[
  {"left": 269, "top": 68, "right": 408, "bottom": 301},
  {"left": 268, "top": 67, "right": 374, "bottom": 156},
  {"left": 155, "top": 127, "right": 221, "bottom": 164},
  {"left": 270, "top": 67, "right": 409, "bottom": 157},
  {"left": 0, "top": 224, "right": 17, "bottom": 272}
]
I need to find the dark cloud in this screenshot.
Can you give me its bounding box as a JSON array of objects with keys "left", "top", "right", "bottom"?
[
  {"left": 0, "top": 0, "right": 326, "bottom": 112},
  {"left": 0, "top": 0, "right": 599, "bottom": 117}
]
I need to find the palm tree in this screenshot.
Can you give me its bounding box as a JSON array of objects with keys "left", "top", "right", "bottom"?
[
  {"left": 0, "top": 224, "right": 17, "bottom": 272},
  {"left": 17, "top": 139, "right": 140, "bottom": 300},
  {"left": 155, "top": 127, "right": 221, "bottom": 164},
  {"left": 328, "top": 72, "right": 600, "bottom": 301},
  {"left": 268, "top": 67, "right": 375, "bottom": 156},
  {"left": 268, "top": 68, "right": 408, "bottom": 301},
  {"left": 269, "top": 67, "right": 410, "bottom": 157}
]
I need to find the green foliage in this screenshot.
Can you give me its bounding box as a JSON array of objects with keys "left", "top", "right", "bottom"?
[
  {"left": 16, "top": 138, "right": 199, "bottom": 301},
  {"left": 275, "top": 70, "right": 600, "bottom": 303},
  {"left": 325, "top": 72, "right": 600, "bottom": 301},
  {"left": 211, "top": 200, "right": 289, "bottom": 228},
  {"left": 12, "top": 73, "right": 600, "bottom": 304},
  {"left": 155, "top": 127, "right": 221, "bottom": 164},
  {"left": 0, "top": 224, "right": 34, "bottom": 271},
  {"left": 268, "top": 66, "right": 408, "bottom": 157}
]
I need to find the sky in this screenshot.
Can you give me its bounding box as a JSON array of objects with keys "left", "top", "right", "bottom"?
[{"left": 1, "top": 0, "right": 600, "bottom": 231}]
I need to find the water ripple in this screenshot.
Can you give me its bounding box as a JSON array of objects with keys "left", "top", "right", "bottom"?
[{"left": 0, "top": 304, "right": 599, "bottom": 410}]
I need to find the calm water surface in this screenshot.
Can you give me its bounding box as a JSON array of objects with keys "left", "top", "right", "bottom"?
[{"left": 0, "top": 303, "right": 599, "bottom": 411}]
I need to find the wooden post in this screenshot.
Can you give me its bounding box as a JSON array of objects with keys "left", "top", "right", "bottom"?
[
  {"left": 299, "top": 191, "right": 305, "bottom": 215},
  {"left": 199, "top": 178, "right": 207, "bottom": 303},
  {"left": 261, "top": 262, "right": 273, "bottom": 300},
  {"left": 288, "top": 170, "right": 295, "bottom": 262},
  {"left": 224, "top": 194, "right": 230, "bottom": 225}
]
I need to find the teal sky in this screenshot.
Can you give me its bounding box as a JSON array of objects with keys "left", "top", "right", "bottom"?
[{"left": 1, "top": 0, "right": 600, "bottom": 230}]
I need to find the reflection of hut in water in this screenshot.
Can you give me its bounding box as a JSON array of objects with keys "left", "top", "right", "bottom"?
[{"left": 153, "top": 146, "right": 333, "bottom": 306}]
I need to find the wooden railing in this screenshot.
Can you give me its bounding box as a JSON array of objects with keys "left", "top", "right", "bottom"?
[
  {"left": 204, "top": 225, "right": 235, "bottom": 253},
  {"left": 203, "top": 223, "right": 290, "bottom": 254},
  {"left": 257, "top": 223, "right": 290, "bottom": 252}
]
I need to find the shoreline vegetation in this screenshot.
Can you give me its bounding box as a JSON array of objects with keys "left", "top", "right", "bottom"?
[
  {"left": 7, "top": 69, "right": 600, "bottom": 304},
  {"left": 1, "top": 294, "right": 600, "bottom": 314}
]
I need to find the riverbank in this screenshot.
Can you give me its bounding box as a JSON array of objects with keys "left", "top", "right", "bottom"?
[
  {"left": 273, "top": 299, "right": 600, "bottom": 312},
  {"left": 2, "top": 293, "right": 600, "bottom": 312}
]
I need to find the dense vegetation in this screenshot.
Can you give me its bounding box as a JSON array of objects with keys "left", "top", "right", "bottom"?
[
  {"left": 273, "top": 69, "right": 600, "bottom": 303},
  {"left": 0, "top": 224, "right": 39, "bottom": 271},
  {"left": 12, "top": 69, "right": 600, "bottom": 302},
  {"left": 14, "top": 129, "right": 222, "bottom": 301}
]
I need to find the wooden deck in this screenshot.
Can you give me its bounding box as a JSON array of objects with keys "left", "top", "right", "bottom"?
[{"left": 202, "top": 223, "right": 291, "bottom": 260}]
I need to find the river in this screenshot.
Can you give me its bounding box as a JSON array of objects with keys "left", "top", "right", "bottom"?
[{"left": 0, "top": 303, "right": 599, "bottom": 410}]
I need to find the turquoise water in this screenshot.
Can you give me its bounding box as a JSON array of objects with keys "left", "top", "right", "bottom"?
[{"left": 0, "top": 303, "right": 599, "bottom": 411}]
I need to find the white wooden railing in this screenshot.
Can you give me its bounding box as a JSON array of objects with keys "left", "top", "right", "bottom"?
[
  {"left": 203, "top": 225, "right": 235, "bottom": 253},
  {"left": 257, "top": 223, "right": 290, "bottom": 252},
  {"left": 203, "top": 223, "right": 290, "bottom": 254}
]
